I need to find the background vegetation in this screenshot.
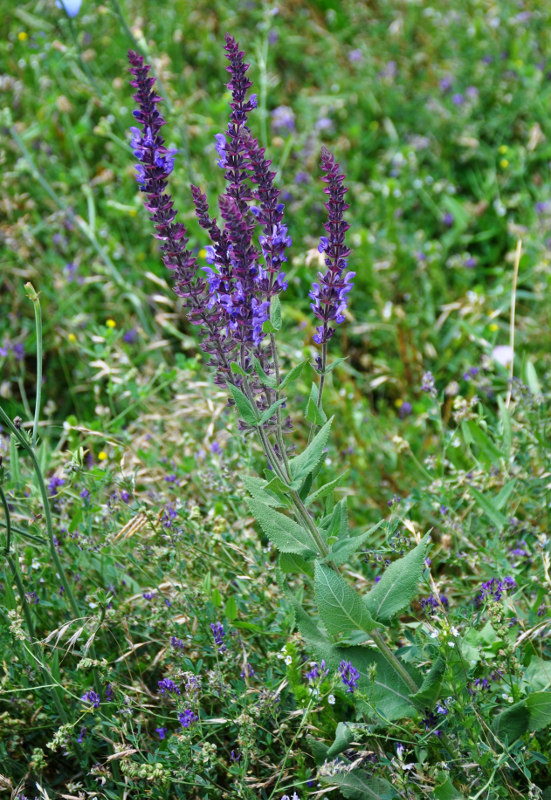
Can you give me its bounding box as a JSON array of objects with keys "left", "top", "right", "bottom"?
[{"left": 1, "top": 1, "right": 550, "bottom": 798}]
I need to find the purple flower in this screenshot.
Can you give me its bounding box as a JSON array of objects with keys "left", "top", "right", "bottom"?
[
  {"left": 178, "top": 708, "right": 198, "bottom": 728},
  {"left": 421, "top": 371, "right": 437, "bottom": 397},
  {"left": 158, "top": 678, "right": 181, "bottom": 695},
  {"left": 211, "top": 621, "right": 227, "bottom": 652},
  {"left": 348, "top": 49, "right": 364, "bottom": 64},
  {"left": 305, "top": 659, "right": 329, "bottom": 683},
  {"left": 170, "top": 636, "right": 185, "bottom": 650},
  {"left": 338, "top": 660, "right": 360, "bottom": 693},
  {"left": 442, "top": 212, "right": 454, "bottom": 227},
  {"left": 48, "top": 476, "right": 65, "bottom": 496},
  {"left": 310, "top": 147, "right": 353, "bottom": 345},
  {"left": 452, "top": 93, "right": 464, "bottom": 106},
  {"left": 270, "top": 105, "right": 295, "bottom": 133},
  {"left": 399, "top": 401, "right": 412, "bottom": 418},
  {"left": 80, "top": 488, "right": 90, "bottom": 501},
  {"left": 104, "top": 683, "right": 114, "bottom": 701},
  {"left": 476, "top": 576, "right": 516, "bottom": 605},
  {"left": 77, "top": 726, "right": 86, "bottom": 743},
  {"left": 81, "top": 690, "right": 101, "bottom": 708},
  {"left": 123, "top": 328, "right": 139, "bottom": 344},
  {"left": 156, "top": 726, "right": 167, "bottom": 739}
]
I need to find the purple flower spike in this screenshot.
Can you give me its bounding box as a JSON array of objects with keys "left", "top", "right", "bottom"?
[
  {"left": 310, "top": 147, "right": 352, "bottom": 345},
  {"left": 338, "top": 659, "right": 360, "bottom": 693}
]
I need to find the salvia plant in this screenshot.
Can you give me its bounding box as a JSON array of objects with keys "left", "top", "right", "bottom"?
[{"left": 125, "top": 34, "right": 451, "bottom": 791}]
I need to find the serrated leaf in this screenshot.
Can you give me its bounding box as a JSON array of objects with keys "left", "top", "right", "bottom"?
[
  {"left": 279, "top": 359, "right": 307, "bottom": 389},
  {"left": 305, "top": 471, "right": 348, "bottom": 507},
  {"left": 242, "top": 475, "right": 283, "bottom": 507},
  {"left": 289, "top": 417, "right": 333, "bottom": 485},
  {"left": 364, "top": 534, "right": 430, "bottom": 622},
  {"left": 470, "top": 486, "right": 508, "bottom": 530},
  {"left": 321, "top": 769, "right": 397, "bottom": 799},
  {"left": 329, "top": 520, "right": 385, "bottom": 565},
  {"left": 258, "top": 398, "right": 286, "bottom": 425},
  {"left": 246, "top": 498, "right": 313, "bottom": 554},
  {"left": 279, "top": 552, "right": 315, "bottom": 578},
  {"left": 226, "top": 382, "right": 257, "bottom": 426},
  {"left": 315, "top": 562, "right": 380, "bottom": 636}
]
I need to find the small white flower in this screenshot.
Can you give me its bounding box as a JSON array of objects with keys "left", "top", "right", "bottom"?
[
  {"left": 447, "top": 641, "right": 455, "bottom": 648},
  {"left": 284, "top": 655, "right": 292, "bottom": 666},
  {"left": 492, "top": 344, "right": 514, "bottom": 368},
  {"left": 430, "top": 629, "right": 440, "bottom": 639},
  {"left": 328, "top": 694, "right": 336, "bottom": 705},
  {"left": 450, "top": 626, "right": 460, "bottom": 637}
]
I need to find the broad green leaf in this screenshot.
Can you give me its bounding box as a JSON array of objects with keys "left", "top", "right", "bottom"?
[
  {"left": 324, "top": 356, "right": 349, "bottom": 374},
  {"left": 412, "top": 656, "right": 446, "bottom": 708},
  {"left": 306, "top": 383, "right": 327, "bottom": 425},
  {"left": 279, "top": 552, "right": 315, "bottom": 578},
  {"left": 306, "top": 735, "right": 329, "bottom": 765},
  {"left": 226, "top": 382, "right": 257, "bottom": 426},
  {"left": 326, "top": 722, "right": 356, "bottom": 758},
  {"left": 284, "top": 591, "right": 332, "bottom": 652},
  {"left": 523, "top": 658, "right": 551, "bottom": 692},
  {"left": 241, "top": 475, "right": 283, "bottom": 507},
  {"left": 364, "top": 534, "right": 430, "bottom": 622},
  {"left": 288, "top": 417, "right": 333, "bottom": 485},
  {"left": 279, "top": 359, "right": 307, "bottom": 389},
  {"left": 246, "top": 498, "right": 314, "bottom": 554},
  {"left": 470, "top": 486, "right": 508, "bottom": 530},
  {"left": 492, "top": 700, "right": 529, "bottom": 741},
  {"left": 258, "top": 398, "right": 286, "bottom": 425},
  {"left": 434, "top": 774, "right": 463, "bottom": 800},
  {"left": 270, "top": 294, "right": 282, "bottom": 330},
  {"left": 526, "top": 691, "right": 551, "bottom": 732},
  {"left": 305, "top": 471, "right": 348, "bottom": 507},
  {"left": 315, "top": 562, "right": 379, "bottom": 636},
  {"left": 321, "top": 770, "right": 397, "bottom": 799},
  {"left": 329, "top": 520, "right": 385, "bottom": 565}
]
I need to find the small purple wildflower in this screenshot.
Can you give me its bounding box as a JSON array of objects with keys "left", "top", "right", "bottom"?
[
  {"left": 420, "top": 594, "right": 449, "bottom": 615},
  {"left": 156, "top": 726, "right": 167, "bottom": 740},
  {"left": 338, "top": 660, "right": 360, "bottom": 693},
  {"left": 442, "top": 212, "right": 454, "bottom": 227},
  {"left": 211, "top": 621, "right": 227, "bottom": 652},
  {"left": 476, "top": 576, "right": 516, "bottom": 605},
  {"left": 81, "top": 690, "right": 101, "bottom": 708},
  {"left": 104, "top": 683, "right": 114, "bottom": 701},
  {"left": 47, "top": 476, "right": 65, "bottom": 496},
  {"left": 170, "top": 636, "right": 185, "bottom": 651},
  {"left": 143, "top": 591, "right": 156, "bottom": 600},
  {"left": 178, "top": 708, "right": 198, "bottom": 728},
  {"left": 421, "top": 371, "right": 437, "bottom": 397},
  {"left": 123, "top": 328, "right": 139, "bottom": 344},
  {"left": 80, "top": 488, "right": 90, "bottom": 501},
  {"left": 305, "top": 659, "right": 329, "bottom": 683},
  {"left": 270, "top": 105, "right": 296, "bottom": 133},
  {"left": 77, "top": 726, "right": 86, "bottom": 743},
  {"left": 158, "top": 678, "right": 181, "bottom": 695},
  {"left": 399, "top": 401, "right": 412, "bottom": 418}
]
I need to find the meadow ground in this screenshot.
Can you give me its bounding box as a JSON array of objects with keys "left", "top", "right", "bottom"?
[{"left": 1, "top": 1, "right": 551, "bottom": 798}]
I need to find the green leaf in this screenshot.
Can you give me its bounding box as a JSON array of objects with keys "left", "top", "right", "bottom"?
[
  {"left": 305, "top": 471, "right": 348, "bottom": 507},
  {"left": 498, "top": 396, "right": 512, "bottom": 458},
  {"left": 492, "top": 700, "right": 529, "bottom": 741},
  {"left": 229, "top": 361, "right": 247, "bottom": 377},
  {"left": 525, "top": 361, "right": 541, "bottom": 396},
  {"left": 320, "top": 769, "right": 397, "bottom": 799},
  {"left": 412, "top": 656, "right": 446, "bottom": 708},
  {"left": 526, "top": 691, "right": 551, "bottom": 732},
  {"left": 279, "top": 359, "right": 307, "bottom": 389},
  {"left": 494, "top": 479, "right": 516, "bottom": 511},
  {"left": 226, "top": 382, "right": 257, "bottom": 426},
  {"left": 326, "top": 722, "right": 356, "bottom": 758},
  {"left": 241, "top": 475, "right": 283, "bottom": 508},
  {"left": 434, "top": 774, "right": 463, "bottom": 800},
  {"left": 306, "top": 383, "right": 327, "bottom": 425},
  {"left": 470, "top": 486, "right": 508, "bottom": 530},
  {"left": 315, "top": 562, "right": 380, "bottom": 636},
  {"left": 224, "top": 596, "right": 237, "bottom": 621},
  {"left": 258, "top": 398, "right": 286, "bottom": 425},
  {"left": 324, "top": 356, "right": 349, "bottom": 374},
  {"left": 270, "top": 295, "right": 282, "bottom": 330},
  {"left": 279, "top": 552, "right": 315, "bottom": 578},
  {"left": 329, "top": 520, "right": 385, "bottom": 565},
  {"left": 246, "top": 498, "right": 314, "bottom": 554},
  {"left": 462, "top": 419, "right": 502, "bottom": 464},
  {"left": 288, "top": 417, "right": 333, "bottom": 485},
  {"left": 252, "top": 357, "right": 277, "bottom": 388},
  {"left": 523, "top": 658, "right": 551, "bottom": 692},
  {"left": 364, "top": 534, "right": 430, "bottom": 622}
]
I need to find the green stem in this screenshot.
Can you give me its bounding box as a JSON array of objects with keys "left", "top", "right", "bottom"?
[
  {"left": 1, "top": 484, "right": 12, "bottom": 554},
  {"left": 370, "top": 629, "right": 419, "bottom": 695},
  {"left": 25, "top": 284, "right": 42, "bottom": 449}
]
